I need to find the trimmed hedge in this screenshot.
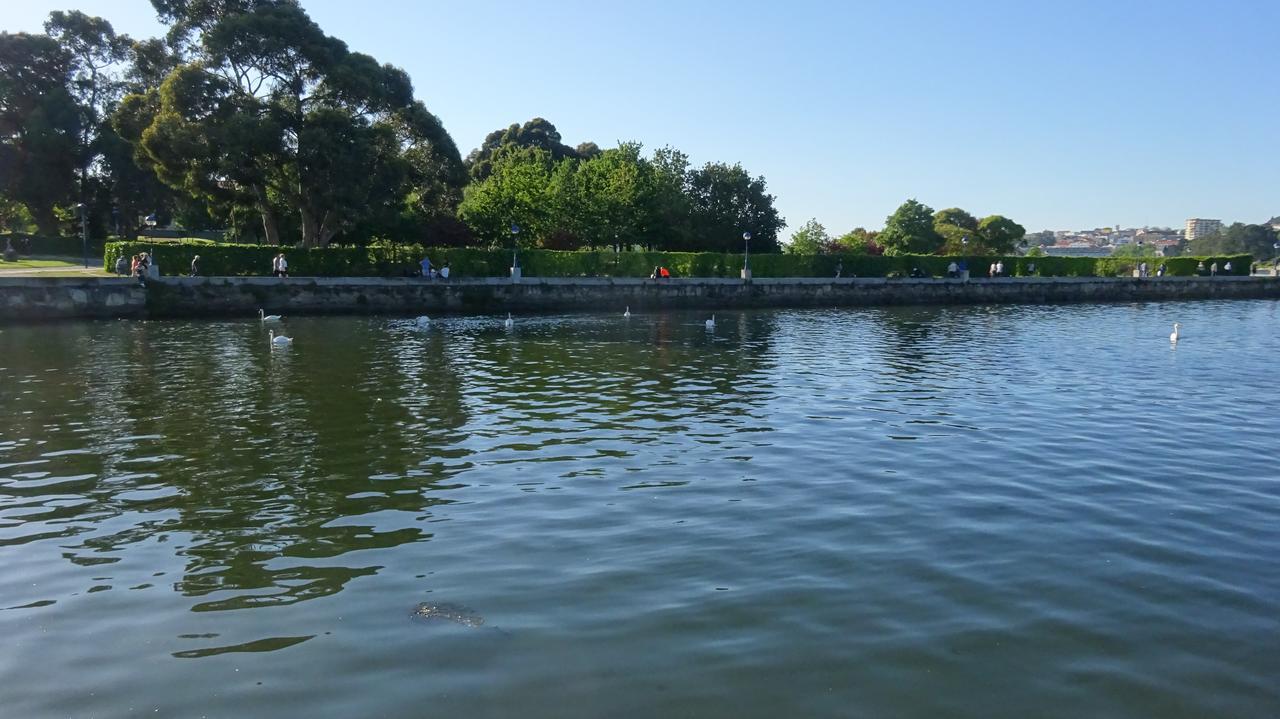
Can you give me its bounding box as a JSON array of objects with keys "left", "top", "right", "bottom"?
[
  {"left": 2, "top": 233, "right": 106, "bottom": 257},
  {"left": 102, "top": 240, "right": 1252, "bottom": 280}
]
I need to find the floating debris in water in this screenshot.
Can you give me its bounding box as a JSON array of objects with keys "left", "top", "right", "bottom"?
[{"left": 411, "top": 602, "right": 484, "bottom": 627}]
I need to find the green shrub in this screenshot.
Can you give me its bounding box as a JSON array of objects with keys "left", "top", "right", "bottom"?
[
  {"left": 3, "top": 233, "right": 106, "bottom": 257},
  {"left": 101, "top": 240, "right": 1253, "bottom": 280}
]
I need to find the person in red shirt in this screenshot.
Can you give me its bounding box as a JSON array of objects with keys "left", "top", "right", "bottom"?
[{"left": 659, "top": 266, "right": 671, "bottom": 278}]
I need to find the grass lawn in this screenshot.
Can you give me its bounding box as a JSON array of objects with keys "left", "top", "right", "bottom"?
[{"left": 0, "top": 256, "right": 112, "bottom": 276}]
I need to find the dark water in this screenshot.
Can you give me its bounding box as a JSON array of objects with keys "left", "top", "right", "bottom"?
[{"left": 1, "top": 302, "right": 1278, "bottom": 718}]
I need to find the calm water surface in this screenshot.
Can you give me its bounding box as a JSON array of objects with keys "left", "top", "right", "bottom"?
[{"left": 1, "top": 301, "right": 1278, "bottom": 718}]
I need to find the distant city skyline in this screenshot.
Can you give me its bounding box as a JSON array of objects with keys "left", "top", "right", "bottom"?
[{"left": 3, "top": 0, "right": 1277, "bottom": 236}]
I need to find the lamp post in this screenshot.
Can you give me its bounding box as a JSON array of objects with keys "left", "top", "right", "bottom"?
[
  {"left": 510, "top": 223, "right": 521, "bottom": 282},
  {"left": 741, "top": 231, "right": 752, "bottom": 280},
  {"left": 76, "top": 203, "right": 88, "bottom": 268},
  {"left": 1273, "top": 242, "right": 1279, "bottom": 277}
]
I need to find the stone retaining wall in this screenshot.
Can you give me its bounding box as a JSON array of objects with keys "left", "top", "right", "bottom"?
[{"left": 3, "top": 275, "right": 1279, "bottom": 322}]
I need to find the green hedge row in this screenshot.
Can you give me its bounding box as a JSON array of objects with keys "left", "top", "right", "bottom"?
[
  {"left": 103, "top": 240, "right": 1252, "bottom": 279},
  {"left": 2, "top": 233, "right": 106, "bottom": 256}
]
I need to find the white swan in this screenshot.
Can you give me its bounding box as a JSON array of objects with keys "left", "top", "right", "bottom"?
[
  {"left": 504, "top": 312, "right": 514, "bottom": 329},
  {"left": 624, "top": 306, "right": 631, "bottom": 319},
  {"left": 1169, "top": 322, "right": 1181, "bottom": 343},
  {"left": 705, "top": 315, "right": 716, "bottom": 331},
  {"left": 259, "top": 309, "right": 282, "bottom": 322},
  {"left": 269, "top": 329, "right": 293, "bottom": 346}
]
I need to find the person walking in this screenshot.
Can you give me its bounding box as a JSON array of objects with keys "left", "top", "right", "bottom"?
[
  {"left": 420, "top": 255, "right": 432, "bottom": 278},
  {"left": 947, "top": 261, "right": 959, "bottom": 278},
  {"left": 190, "top": 255, "right": 200, "bottom": 277},
  {"left": 1224, "top": 261, "right": 1232, "bottom": 274},
  {"left": 1210, "top": 261, "right": 1218, "bottom": 277},
  {"left": 440, "top": 262, "right": 451, "bottom": 280},
  {"left": 277, "top": 253, "right": 288, "bottom": 278},
  {"left": 995, "top": 260, "right": 1005, "bottom": 277},
  {"left": 115, "top": 255, "right": 128, "bottom": 276}
]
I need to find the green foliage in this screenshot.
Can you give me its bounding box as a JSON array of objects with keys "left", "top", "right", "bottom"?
[
  {"left": 933, "top": 207, "right": 978, "bottom": 231},
  {"left": 105, "top": 239, "right": 1253, "bottom": 281},
  {"left": 879, "top": 199, "right": 942, "bottom": 255},
  {"left": 465, "top": 118, "right": 582, "bottom": 182},
  {"left": 785, "top": 218, "right": 831, "bottom": 254},
  {"left": 122, "top": 1, "right": 464, "bottom": 248},
  {"left": 976, "top": 215, "right": 1026, "bottom": 255},
  {"left": 1188, "top": 223, "right": 1279, "bottom": 259},
  {"left": 0, "top": 31, "right": 81, "bottom": 236},
  {"left": 458, "top": 139, "right": 783, "bottom": 254}
]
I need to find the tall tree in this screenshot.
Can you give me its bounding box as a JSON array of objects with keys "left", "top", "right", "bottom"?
[
  {"left": 786, "top": 218, "right": 831, "bottom": 254},
  {"left": 686, "top": 162, "right": 784, "bottom": 252},
  {"left": 878, "top": 199, "right": 941, "bottom": 255},
  {"left": 43, "top": 12, "right": 131, "bottom": 200},
  {"left": 465, "top": 117, "right": 581, "bottom": 182},
  {"left": 0, "top": 32, "right": 80, "bottom": 235},
  {"left": 976, "top": 214, "right": 1026, "bottom": 255},
  {"left": 125, "top": 0, "right": 463, "bottom": 246},
  {"left": 933, "top": 207, "right": 978, "bottom": 231}
]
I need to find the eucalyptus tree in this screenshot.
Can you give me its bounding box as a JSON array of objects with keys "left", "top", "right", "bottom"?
[
  {"left": 0, "top": 32, "right": 80, "bottom": 235},
  {"left": 124, "top": 0, "right": 463, "bottom": 246}
]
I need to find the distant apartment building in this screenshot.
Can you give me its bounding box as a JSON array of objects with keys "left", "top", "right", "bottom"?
[{"left": 1184, "top": 218, "right": 1223, "bottom": 242}]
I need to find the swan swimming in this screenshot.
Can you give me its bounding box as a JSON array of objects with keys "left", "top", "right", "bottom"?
[
  {"left": 504, "top": 312, "right": 514, "bottom": 329},
  {"left": 259, "top": 309, "right": 282, "bottom": 322},
  {"left": 624, "top": 306, "right": 631, "bottom": 319},
  {"left": 705, "top": 315, "right": 716, "bottom": 331},
  {"left": 1169, "top": 323, "right": 1181, "bottom": 343},
  {"left": 269, "top": 329, "right": 293, "bottom": 346}
]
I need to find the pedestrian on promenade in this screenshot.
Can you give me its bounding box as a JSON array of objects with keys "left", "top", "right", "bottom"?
[
  {"left": 274, "top": 253, "right": 288, "bottom": 278},
  {"left": 1210, "top": 261, "right": 1218, "bottom": 277},
  {"left": 1224, "top": 261, "right": 1232, "bottom": 274},
  {"left": 836, "top": 259, "right": 843, "bottom": 278},
  {"left": 1157, "top": 263, "right": 1166, "bottom": 277},
  {"left": 1138, "top": 261, "right": 1148, "bottom": 278},
  {"left": 114, "top": 255, "right": 128, "bottom": 275},
  {"left": 440, "top": 262, "right": 451, "bottom": 280},
  {"left": 947, "top": 261, "right": 958, "bottom": 278},
  {"left": 995, "top": 260, "right": 1005, "bottom": 277},
  {"left": 659, "top": 266, "right": 671, "bottom": 279},
  {"left": 190, "top": 255, "right": 200, "bottom": 277},
  {"left": 650, "top": 266, "right": 660, "bottom": 279},
  {"left": 271, "top": 254, "right": 279, "bottom": 277},
  {"left": 420, "top": 255, "right": 432, "bottom": 278}
]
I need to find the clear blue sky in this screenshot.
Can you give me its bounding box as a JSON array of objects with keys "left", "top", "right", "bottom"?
[{"left": 5, "top": 0, "right": 1277, "bottom": 237}]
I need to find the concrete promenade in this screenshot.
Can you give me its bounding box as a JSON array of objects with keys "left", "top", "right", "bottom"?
[{"left": 3, "top": 274, "right": 1279, "bottom": 323}]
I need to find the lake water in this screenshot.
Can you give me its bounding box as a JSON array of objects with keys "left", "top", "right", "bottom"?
[{"left": 1, "top": 301, "right": 1278, "bottom": 718}]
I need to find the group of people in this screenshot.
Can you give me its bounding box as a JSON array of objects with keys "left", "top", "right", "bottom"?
[
  {"left": 271, "top": 253, "right": 289, "bottom": 278},
  {"left": 419, "top": 256, "right": 451, "bottom": 280},
  {"left": 115, "top": 252, "right": 151, "bottom": 285},
  {"left": 650, "top": 266, "right": 672, "bottom": 279}
]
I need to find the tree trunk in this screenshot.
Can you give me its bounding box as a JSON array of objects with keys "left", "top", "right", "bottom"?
[
  {"left": 252, "top": 184, "right": 281, "bottom": 245},
  {"left": 317, "top": 210, "right": 338, "bottom": 248},
  {"left": 32, "top": 205, "right": 60, "bottom": 238},
  {"left": 300, "top": 206, "right": 320, "bottom": 248}
]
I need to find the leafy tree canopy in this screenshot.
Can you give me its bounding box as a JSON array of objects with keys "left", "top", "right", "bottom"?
[
  {"left": 878, "top": 199, "right": 942, "bottom": 255},
  {"left": 786, "top": 218, "right": 832, "bottom": 254}
]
